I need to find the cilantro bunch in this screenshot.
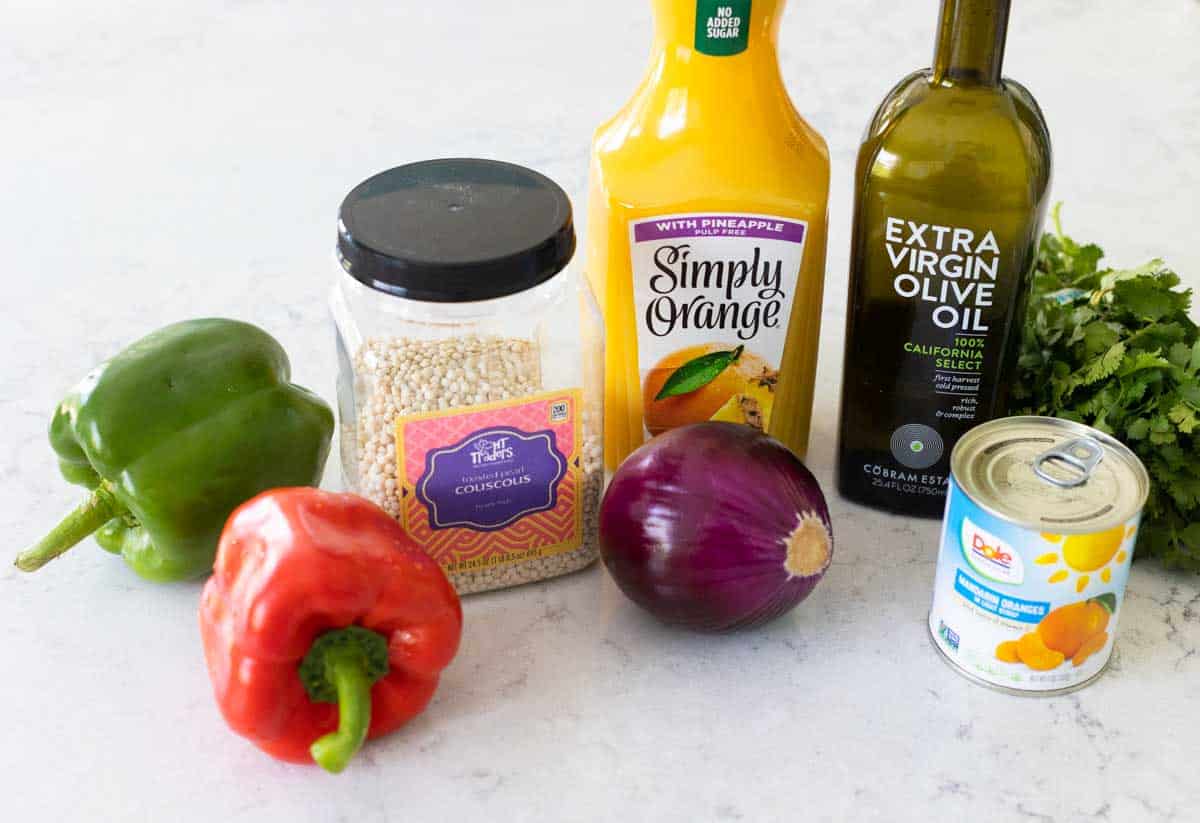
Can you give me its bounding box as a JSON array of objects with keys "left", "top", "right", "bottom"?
[{"left": 1011, "top": 206, "right": 1200, "bottom": 572}]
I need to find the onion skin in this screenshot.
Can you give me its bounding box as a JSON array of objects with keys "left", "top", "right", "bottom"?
[{"left": 599, "top": 422, "right": 833, "bottom": 632}]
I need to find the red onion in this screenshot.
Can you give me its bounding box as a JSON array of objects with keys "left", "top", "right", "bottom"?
[{"left": 599, "top": 422, "right": 833, "bottom": 632}]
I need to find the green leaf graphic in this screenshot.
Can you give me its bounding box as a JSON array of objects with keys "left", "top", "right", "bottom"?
[{"left": 654, "top": 345, "right": 744, "bottom": 400}]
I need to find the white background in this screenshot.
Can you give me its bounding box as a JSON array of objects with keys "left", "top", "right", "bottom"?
[{"left": 2, "top": 2, "right": 1198, "bottom": 821}]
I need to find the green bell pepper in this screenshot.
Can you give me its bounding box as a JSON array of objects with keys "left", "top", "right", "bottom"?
[{"left": 16, "top": 318, "right": 334, "bottom": 581}]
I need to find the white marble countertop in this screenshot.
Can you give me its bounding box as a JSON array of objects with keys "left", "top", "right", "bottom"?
[{"left": 3, "top": 1, "right": 1198, "bottom": 820}]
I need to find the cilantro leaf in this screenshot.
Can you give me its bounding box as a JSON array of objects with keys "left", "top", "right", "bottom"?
[{"left": 1112, "top": 275, "right": 1189, "bottom": 322}]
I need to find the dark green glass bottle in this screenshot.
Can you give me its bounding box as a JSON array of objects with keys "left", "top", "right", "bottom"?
[{"left": 837, "top": 0, "right": 1052, "bottom": 517}]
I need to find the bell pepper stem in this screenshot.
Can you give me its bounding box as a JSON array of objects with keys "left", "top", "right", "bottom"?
[
  {"left": 309, "top": 649, "right": 374, "bottom": 774},
  {"left": 299, "top": 625, "right": 389, "bottom": 773},
  {"left": 15, "top": 483, "right": 123, "bottom": 572}
]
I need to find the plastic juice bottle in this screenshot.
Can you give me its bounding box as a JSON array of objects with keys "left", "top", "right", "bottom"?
[
  {"left": 836, "top": 0, "right": 1052, "bottom": 516},
  {"left": 585, "top": 0, "right": 829, "bottom": 470}
]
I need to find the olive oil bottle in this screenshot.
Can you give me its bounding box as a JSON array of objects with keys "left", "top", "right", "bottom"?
[{"left": 837, "top": 0, "right": 1051, "bottom": 516}]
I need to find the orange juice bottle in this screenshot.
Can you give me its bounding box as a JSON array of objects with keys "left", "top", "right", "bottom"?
[{"left": 586, "top": 0, "right": 829, "bottom": 470}]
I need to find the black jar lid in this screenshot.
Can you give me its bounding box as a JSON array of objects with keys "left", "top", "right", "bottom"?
[{"left": 337, "top": 158, "right": 576, "bottom": 302}]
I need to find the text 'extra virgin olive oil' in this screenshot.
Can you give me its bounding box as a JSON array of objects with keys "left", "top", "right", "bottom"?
[{"left": 837, "top": 0, "right": 1052, "bottom": 517}]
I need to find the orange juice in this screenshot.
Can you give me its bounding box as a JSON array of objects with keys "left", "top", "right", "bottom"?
[{"left": 585, "top": 0, "right": 830, "bottom": 470}]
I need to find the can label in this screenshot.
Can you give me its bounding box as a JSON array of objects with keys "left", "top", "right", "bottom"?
[{"left": 929, "top": 475, "right": 1139, "bottom": 692}]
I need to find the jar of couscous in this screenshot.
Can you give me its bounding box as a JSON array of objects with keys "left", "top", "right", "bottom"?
[{"left": 330, "top": 159, "right": 604, "bottom": 594}]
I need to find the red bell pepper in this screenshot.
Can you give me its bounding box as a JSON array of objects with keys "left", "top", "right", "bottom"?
[{"left": 200, "top": 487, "right": 462, "bottom": 773}]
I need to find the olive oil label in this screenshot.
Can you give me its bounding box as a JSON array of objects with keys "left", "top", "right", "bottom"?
[
  {"left": 628, "top": 212, "right": 807, "bottom": 439},
  {"left": 694, "top": 0, "right": 751, "bottom": 56},
  {"left": 884, "top": 215, "right": 1000, "bottom": 428},
  {"left": 394, "top": 390, "right": 584, "bottom": 575},
  {"left": 839, "top": 212, "right": 1019, "bottom": 513}
]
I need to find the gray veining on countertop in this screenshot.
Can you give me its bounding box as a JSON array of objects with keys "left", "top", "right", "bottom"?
[{"left": 2, "top": 1, "right": 1198, "bottom": 821}]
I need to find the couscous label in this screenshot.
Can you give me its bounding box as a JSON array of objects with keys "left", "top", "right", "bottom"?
[
  {"left": 416, "top": 427, "right": 566, "bottom": 531},
  {"left": 395, "top": 390, "right": 584, "bottom": 573}
]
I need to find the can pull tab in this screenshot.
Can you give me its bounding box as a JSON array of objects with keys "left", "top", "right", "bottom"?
[{"left": 1034, "top": 437, "right": 1104, "bottom": 488}]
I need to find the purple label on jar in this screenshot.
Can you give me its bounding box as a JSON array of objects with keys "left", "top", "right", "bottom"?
[{"left": 415, "top": 426, "right": 567, "bottom": 531}]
